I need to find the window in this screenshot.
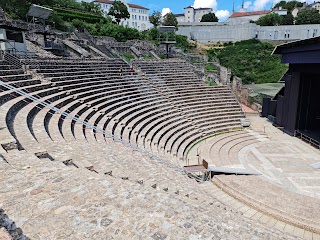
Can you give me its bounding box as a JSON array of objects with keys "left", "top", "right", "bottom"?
[
  {"left": 6, "top": 30, "right": 23, "bottom": 43},
  {"left": 313, "top": 29, "right": 318, "bottom": 37}
]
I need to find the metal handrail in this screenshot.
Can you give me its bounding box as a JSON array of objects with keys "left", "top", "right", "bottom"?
[{"left": 0, "top": 79, "right": 186, "bottom": 174}]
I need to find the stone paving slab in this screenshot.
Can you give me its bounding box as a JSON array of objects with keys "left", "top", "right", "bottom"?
[{"left": 0, "top": 158, "right": 301, "bottom": 240}]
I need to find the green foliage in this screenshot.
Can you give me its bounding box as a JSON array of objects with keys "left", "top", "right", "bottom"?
[
  {"left": 200, "top": 12, "right": 218, "bottom": 22},
  {"left": 295, "top": 9, "right": 320, "bottom": 25},
  {"left": 0, "top": 0, "right": 103, "bottom": 19},
  {"left": 51, "top": 7, "right": 107, "bottom": 25},
  {"left": 274, "top": 1, "right": 303, "bottom": 13},
  {"left": 148, "top": 27, "right": 160, "bottom": 42},
  {"left": 108, "top": 0, "right": 130, "bottom": 24},
  {"left": 80, "top": 1, "right": 103, "bottom": 15},
  {"left": 255, "top": 13, "right": 280, "bottom": 26},
  {"left": 281, "top": 13, "right": 294, "bottom": 25},
  {"left": 123, "top": 53, "right": 134, "bottom": 62},
  {"left": 144, "top": 54, "right": 154, "bottom": 60},
  {"left": 150, "top": 11, "right": 162, "bottom": 27},
  {"left": 81, "top": 21, "right": 142, "bottom": 42},
  {"left": 204, "top": 81, "right": 217, "bottom": 86},
  {"left": 176, "top": 35, "right": 195, "bottom": 52},
  {"left": 163, "top": 12, "right": 178, "bottom": 30},
  {"left": 255, "top": 12, "right": 294, "bottom": 26},
  {"left": 207, "top": 39, "right": 288, "bottom": 84},
  {"left": 205, "top": 64, "right": 217, "bottom": 71}
]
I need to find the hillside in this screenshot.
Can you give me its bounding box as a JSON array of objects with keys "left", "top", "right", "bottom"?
[{"left": 207, "top": 39, "right": 288, "bottom": 84}]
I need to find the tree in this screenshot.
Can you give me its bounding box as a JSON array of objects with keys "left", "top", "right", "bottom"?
[
  {"left": 295, "top": 9, "right": 320, "bottom": 25},
  {"left": 281, "top": 13, "right": 294, "bottom": 25},
  {"left": 80, "top": 2, "right": 103, "bottom": 16},
  {"left": 200, "top": 12, "right": 218, "bottom": 22},
  {"left": 108, "top": 0, "right": 130, "bottom": 25},
  {"left": 256, "top": 13, "right": 282, "bottom": 26},
  {"left": 163, "top": 12, "right": 178, "bottom": 30},
  {"left": 149, "top": 11, "right": 162, "bottom": 27},
  {"left": 274, "top": 0, "right": 303, "bottom": 13}
]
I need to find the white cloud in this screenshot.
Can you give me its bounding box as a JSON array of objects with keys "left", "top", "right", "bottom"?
[
  {"left": 252, "top": 0, "right": 272, "bottom": 10},
  {"left": 244, "top": 1, "right": 252, "bottom": 9},
  {"left": 216, "top": 10, "right": 230, "bottom": 21},
  {"left": 193, "top": 0, "right": 218, "bottom": 11},
  {"left": 161, "top": 8, "right": 171, "bottom": 16}
]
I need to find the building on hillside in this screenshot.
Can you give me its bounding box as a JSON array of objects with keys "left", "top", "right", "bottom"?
[
  {"left": 272, "top": 7, "right": 288, "bottom": 16},
  {"left": 292, "top": 2, "right": 320, "bottom": 17},
  {"left": 174, "top": 6, "right": 212, "bottom": 23},
  {"left": 228, "top": 10, "right": 272, "bottom": 23},
  {"left": 228, "top": 2, "right": 287, "bottom": 24},
  {"left": 93, "top": 0, "right": 149, "bottom": 31}
]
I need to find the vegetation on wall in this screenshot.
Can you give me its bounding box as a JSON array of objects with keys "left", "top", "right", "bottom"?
[{"left": 207, "top": 39, "right": 288, "bottom": 84}]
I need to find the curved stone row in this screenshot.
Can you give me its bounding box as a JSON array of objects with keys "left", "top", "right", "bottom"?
[
  {"left": 0, "top": 58, "right": 307, "bottom": 239},
  {"left": 197, "top": 130, "right": 268, "bottom": 167}
]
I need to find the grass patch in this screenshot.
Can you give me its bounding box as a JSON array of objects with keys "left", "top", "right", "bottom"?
[
  {"left": 205, "top": 64, "right": 217, "bottom": 71},
  {"left": 123, "top": 53, "right": 134, "bottom": 62},
  {"left": 205, "top": 81, "right": 217, "bottom": 87},
  {"left": 207, "top": 39, "right": 288, "bottom": 84}
]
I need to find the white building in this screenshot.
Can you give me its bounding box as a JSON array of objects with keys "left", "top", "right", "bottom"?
[
  {"left": 292, "top": 2, "right": 320, "bottom": 17},
  {"left": 174, "top": 6, "right": 212, "bottom": 23},
  {"left": 93, "top": 0, "right": 149, "bottom": 31},
  {"left": 227, "top": 7, "right": 288, "bottom": 24},
  {"left": 227, "top": 10, "right": 272, "bottom": 23}
]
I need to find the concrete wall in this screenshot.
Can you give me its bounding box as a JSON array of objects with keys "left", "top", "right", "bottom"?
[
  {"left": 177, "top": 22, "right": 320, "bottom": 43},
  {"left": 177, "top": 22, "right": 256, "bottom": 42}
]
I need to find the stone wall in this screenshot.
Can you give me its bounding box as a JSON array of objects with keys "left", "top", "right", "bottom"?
[
  {"left": 232, "top": 76, "right": 261, "bottom": 111},
  {"left": 177, "top": 22, "right": 320, "bottom": 43}
]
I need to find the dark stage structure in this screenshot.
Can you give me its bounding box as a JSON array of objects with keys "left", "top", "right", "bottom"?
[{"left": 262, "top": 37, "right": 320, "bottom": 147}]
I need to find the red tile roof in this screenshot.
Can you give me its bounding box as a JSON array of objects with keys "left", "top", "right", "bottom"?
[
  {"left": 94, "top": 0, "right": 149, "bottom": 10},
  {"left": 230, "top": 10, "right": 271, "bottom": 18}
]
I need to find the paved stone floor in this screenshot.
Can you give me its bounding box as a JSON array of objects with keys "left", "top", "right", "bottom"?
[
  {"left": 242, "top": 115, "right": 320, "bottom": 199},
  {"left": 191, "top": 114, "right": 320, "bottom": 236}
]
